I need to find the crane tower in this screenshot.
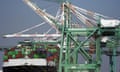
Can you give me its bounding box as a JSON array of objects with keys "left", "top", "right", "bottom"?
[{"left": 3, "top": 0, "right": 120, "bottom": 72}]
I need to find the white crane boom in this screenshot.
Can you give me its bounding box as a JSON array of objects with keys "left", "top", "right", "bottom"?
[
  {"left": 23, "top": 0, "right": 61, "bottom": 32},
  {"left": 3, "top": 34, "right": 61, "bottom": 38},
  {"left": 4, "top": 1, "right": 120, "bottom": 39}
]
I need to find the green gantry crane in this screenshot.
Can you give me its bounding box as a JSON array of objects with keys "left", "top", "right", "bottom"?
[{"left": 3, "top": 0, "right": 120, "bottom": 72}]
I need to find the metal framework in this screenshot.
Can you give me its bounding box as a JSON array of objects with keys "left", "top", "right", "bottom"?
[
  {"left": 59, "top": 2, "right": 101, "bottom": 72},
  {"left": 2, "top": 0, "right": 120, "bottom": 72}
]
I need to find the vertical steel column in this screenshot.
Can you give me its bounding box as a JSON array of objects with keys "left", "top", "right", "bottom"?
[
  {"left": 109, "top": 55, "right": 114, "bottom": 72},
  {"left": 110, "top": 39, "right": 117, "bottom": 72},
  {"left": 96, "top": 17, "right": 101, "bottom": 72},
  {"left": 64, "top": 1, "right": 70, "bottom": 65},
  {"left": 112, "top": 47, "right": 117, "bottom": 72},
  {"left": 109, "top": 47, "right": 117, "bottom": 72},
  {"left": 58, "top": 2, "right": 71, "bottom": 72}
]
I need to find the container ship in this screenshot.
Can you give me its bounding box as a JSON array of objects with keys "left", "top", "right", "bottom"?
[{"left": 3, "top": 40, "right": 59, "bottom": 72}]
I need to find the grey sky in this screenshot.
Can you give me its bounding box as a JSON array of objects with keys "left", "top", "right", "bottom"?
[{"left": 0, "top": 0, "right": 120, "bottom": 71}]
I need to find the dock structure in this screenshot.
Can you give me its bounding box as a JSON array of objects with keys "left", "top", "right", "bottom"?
[{"left": 2, "top": 0, "right": 120, "bottom": 72}]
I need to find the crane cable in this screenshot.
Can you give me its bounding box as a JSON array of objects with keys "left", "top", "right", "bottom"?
[
  {"left": 15, "top": 22, "right": 46, "bottom": 34},
  {"left": 73, "top": 5, "right": 110, "bottom": 19}
]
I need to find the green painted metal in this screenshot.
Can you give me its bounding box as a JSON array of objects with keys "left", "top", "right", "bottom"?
[
  {"left": 95, "top": 17, "right": 101, "bottom": 72},
  {"left": 59, "top": 1, "right": 100, "bottom": 72},
  {"left": 58, "top": 1, "right": 120, "bottom": 72},
  {"left": 2, "top": 1, "right": 120, "bottom": 72}
]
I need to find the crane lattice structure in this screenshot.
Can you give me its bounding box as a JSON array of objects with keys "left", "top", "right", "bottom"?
[{"left": 3, "top": 0, "right": 120, "bottom": 72}]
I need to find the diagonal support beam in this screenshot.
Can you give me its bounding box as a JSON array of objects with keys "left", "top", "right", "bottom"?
[{"left": 63, "top": 28, "right": 98, "bottom": 62}]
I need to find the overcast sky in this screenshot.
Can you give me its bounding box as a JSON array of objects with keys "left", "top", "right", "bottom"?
[{"left": 0, "top": 0, "right": 120, "bottom": 71}]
